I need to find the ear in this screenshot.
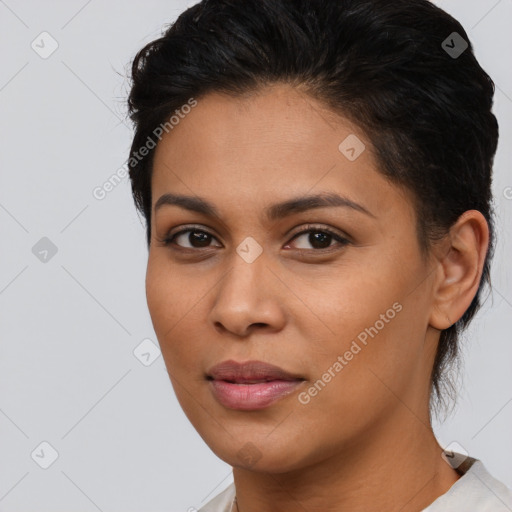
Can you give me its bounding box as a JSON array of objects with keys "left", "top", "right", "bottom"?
[{"left": 429, "top": 210, "right": 490, "bottom": 330}]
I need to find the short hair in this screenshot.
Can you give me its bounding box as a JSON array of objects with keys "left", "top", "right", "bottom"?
[{"left": 126, "top": 0, "right": 499, "bottom": 421}]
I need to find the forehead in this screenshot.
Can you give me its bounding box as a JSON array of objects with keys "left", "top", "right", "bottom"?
[
  {"left": 151, "top": 84, "right": 414, "bottom": 223},
  {"left": 153, "top": 84, "right": 367, "bottom": 166}
]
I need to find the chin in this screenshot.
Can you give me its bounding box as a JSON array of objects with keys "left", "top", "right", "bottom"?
[{"left": 200, "top": 429, "right": 314, "bottom": 473}]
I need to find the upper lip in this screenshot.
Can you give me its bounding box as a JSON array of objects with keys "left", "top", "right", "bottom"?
[{"left": 207, "top": 360, "right": 304, "bottom": 383}]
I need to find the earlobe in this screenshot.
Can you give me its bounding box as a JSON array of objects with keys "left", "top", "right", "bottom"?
[{"left": 429, "top": 210, "right": 489, "bottom": 330}]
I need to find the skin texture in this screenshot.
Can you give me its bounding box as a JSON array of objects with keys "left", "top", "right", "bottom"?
[{"left": 146, "top": 83, "right": 489, "bottom": 512}]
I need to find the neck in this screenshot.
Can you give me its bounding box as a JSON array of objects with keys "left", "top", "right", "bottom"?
[{"left": 232, "top": 409, "right": 460, "bottom": 512}]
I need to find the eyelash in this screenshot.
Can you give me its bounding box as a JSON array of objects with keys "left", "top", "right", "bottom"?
[{"left": 157, "top": 224, "right": 350, "bottom": 252}]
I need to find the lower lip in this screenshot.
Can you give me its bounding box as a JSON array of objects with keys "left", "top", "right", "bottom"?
[{"left": 209, "top": 379, "right": 304, "bottom": 410}]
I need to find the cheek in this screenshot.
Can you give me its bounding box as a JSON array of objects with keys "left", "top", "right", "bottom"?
[
  {"left": 294, "top": 252, "right": 429, "bottom": 394},
  {"left": 145, "top": 255, "right": 187, "bottom": 351},
  {"left": 292, "top": 306, "right": 422, "bottom": 443},
  {"left": 145, "top": 256, "right": 172, "bottom": 333},
  {"left": 145, "top": 252, "right": 195, "bottom": 326},
  {"left": 145, "top": 254, "right": 210, "bottom": 371},
  {"left": 292, "top": 257, "right": 404, "bottom": 345}
]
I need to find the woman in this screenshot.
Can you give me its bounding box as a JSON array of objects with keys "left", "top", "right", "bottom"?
[{"left": 125, "top": 0, "right": 512, "bottom": 510}]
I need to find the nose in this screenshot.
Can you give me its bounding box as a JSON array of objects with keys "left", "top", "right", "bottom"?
[{"left": 208, "top": 251, "right": 287, "bottom": 338}]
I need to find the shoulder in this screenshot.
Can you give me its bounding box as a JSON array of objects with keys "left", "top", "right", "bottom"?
[
  {"left": 423, "top": 456, "right": 512, "bottom": 511},
  {"left": 197, "top": 482, "right": 236, "bottom": 512}
]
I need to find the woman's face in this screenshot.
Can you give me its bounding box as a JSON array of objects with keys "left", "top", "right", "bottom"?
[{"left": 146, "top": 84, "right": 440, "bottom": 472}]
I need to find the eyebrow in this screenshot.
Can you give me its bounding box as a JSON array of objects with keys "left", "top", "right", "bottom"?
[{"left": 154, "top": 192, "right": 375, "bottom": 220}]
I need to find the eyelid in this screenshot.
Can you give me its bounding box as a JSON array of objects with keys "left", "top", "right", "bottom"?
[
  {"left": 169, "top": 224, "right": 217, "bottom": 238},
  {"left": 284, "top": 224, "right": 350, "bottom": 250},
  {"left": 286, "top": 223, "right": 350, "bottom": 242},
  {"left": 160, "top": 224, "right": 222, "bottom": 247},
  {"left": 159, "top": 223, "right": 350, "bottom": 250}
]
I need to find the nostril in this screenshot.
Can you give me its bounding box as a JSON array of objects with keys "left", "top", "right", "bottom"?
[{"left": 250, "top": 322, "right": 268, "bottom": 329}]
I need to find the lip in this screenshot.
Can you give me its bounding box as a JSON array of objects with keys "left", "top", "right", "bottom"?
[
  {"left": 207, "top": 359, "right": 304, "bottom": 382},
  {"left": 206, "top": 359, "right": 305, "bottom": 410}
]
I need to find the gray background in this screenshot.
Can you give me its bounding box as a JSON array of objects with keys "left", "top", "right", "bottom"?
[{"left": 0, "top": 0, "right": 511, "bottom": 511}]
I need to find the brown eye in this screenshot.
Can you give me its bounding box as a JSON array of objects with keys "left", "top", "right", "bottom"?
[
  {"left": 163, "top": 228, "right": 222, "bottom": 249},
  {"left": 288, "top": 227, "right": 349, "bottom": 251},
  {"left": 307, "top": 232, "right": 332, "bottom": 249}
]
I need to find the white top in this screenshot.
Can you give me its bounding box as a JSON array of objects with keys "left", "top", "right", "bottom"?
[{"left": 198, "top": 455, "right": 512, "bottom": 512}]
